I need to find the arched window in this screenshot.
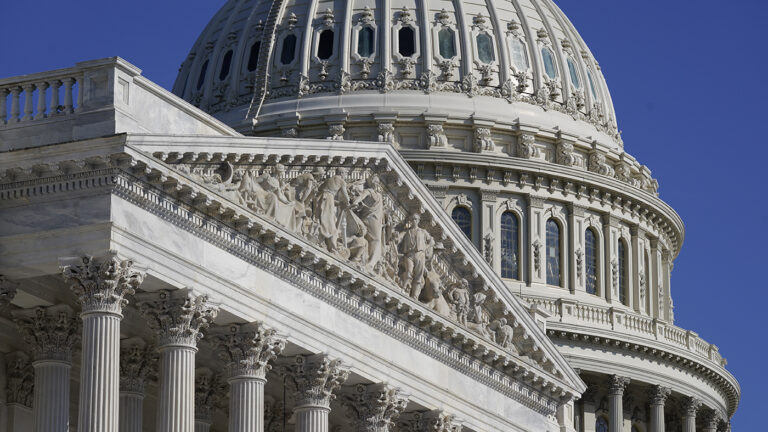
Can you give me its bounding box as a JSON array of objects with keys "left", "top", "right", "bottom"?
[
  {"left": 219, "top": 50, "right": 233, "bottom": 80},
  {"left": 357, "top": 27, "right": 375, "bottom": 57},
  {"left": 509, "top": 38, "right": 528, "bottom": 71},
  {"left": 541, "top": 47, "right": 557, "bottom": 79},
  {"left": 451, "top": 207, "right": 472, "bottom": 239},
  {"left": 618, "top": 239, "right": 628, "bottom": 305},
  {"left": 196, "top": 60, "right": 209, "bottom": 90},
  {"left": 246, "top": 41, "right": 261, "bottom": 72},
  {"left": 501, "top": 212, "right": 520, "bottom": 279},
  {"left": 280, "top": 34, "right": 297, "bottom": 65},
  {"left": 398, "top": 27, "right": 415, "bottom": 57},
  {"left": 585, "top": 228, "right": 598, "bottom": 295},
  {"left": 596, "top": 417, "right": 609, "bottom": 432},
  {"left": 317, "top": 29, "right": 334, "bottom": 60},
  {"left": 644, "top": 251, "right": 651, "bottom": 310},
  {"left": 438, "top": 28, "right": 456, "bottom": 59},
  {"left": 546, "top": 219, "right": 561, "bottom": 286},
  {"left": 567, "top": 57, "right": 581, "bottom": 89},
  {"left": 476, "top": 33, "right": 495, "bottom": 64}
]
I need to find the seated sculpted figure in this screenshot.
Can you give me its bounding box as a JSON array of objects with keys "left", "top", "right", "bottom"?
[{"left": 448, "top": 279, "right": 471, "bottom": 326}]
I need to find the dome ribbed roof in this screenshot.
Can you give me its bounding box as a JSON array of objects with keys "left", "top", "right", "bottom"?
[{"left": 173, "top": 0, "right": 621, "bottom": 149}]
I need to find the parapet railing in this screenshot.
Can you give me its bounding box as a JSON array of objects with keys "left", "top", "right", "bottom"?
[
  {"left": 522, "top": 294, "right": 726, "bottom": 369},
  {"left": 0, "top": 67, "right": 83, "bottom": 125}
]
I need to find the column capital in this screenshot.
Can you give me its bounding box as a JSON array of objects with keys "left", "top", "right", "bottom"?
[
  {"left": 5, "top": 352, "right": 33, "bottom": 407},
  {"left": 120, "top": 337, "right": 157, "bottom": 394},
  {"left": 13, "top": 305, "right": 79, "bottom": 363},
  {"left": 607, "top": 375, "right": 630, "bottom": 396},
  {"left": 62, "top": 254, "right": 145, "bottom": 316},
  {"left": 136, "top": 289, "right": 219, "bottom": 348},
  {"left": 647, "top": 385, "right": 671, "bottom": 405},
  {"left": 211, "top": 322, "right": 285, "bottom": 380},
  {"left": 700, "top": 409, "right": 723, "bottom": 430},
  {"left": 0, "top": 275, "right": 18, "bottom": 308},
  {"left": 681, "top": 396, "right": 702, "bottom": 417},
  {"left": 287, "top": 354, "right": 350, "bottom": 408},
  {"left": 195, "top": 368, "right": 225, "bottom": 424},
  {"left": 343, "top": 383, "right": 409, "bottom": 432},
  {"left": 403, "top": 410, "right": 463, "bottom": 432}
]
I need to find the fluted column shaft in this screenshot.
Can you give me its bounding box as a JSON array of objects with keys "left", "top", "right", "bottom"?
[
  {"left": 158, "top": 346, "right": 197, "bottom": 432},
  {"left": 79, "top": 312, "right": 121, "bottom": 432},
  {"left": 119, "top": 392, "right": 144, "bottom": 432},
  {"left": 32, "top": 360, "right": 70, "bottom": 432},
  {"left": 607, "top": 376, "right": 629, "bottom": 432},
  {"left": 195, "top": 420, "right": 212, "bottom": 432},
  {"left": 295, "top": 406, "right": 330, "bottom": 432},
  {"left": 229, "top": 377, "right": 266, "bottom": 432},
  {"left": 648, "top": 386, "right": 670, "bottom": 432},
  {"left": 681, "top": 397, "right": 701, "bottom": 432}
]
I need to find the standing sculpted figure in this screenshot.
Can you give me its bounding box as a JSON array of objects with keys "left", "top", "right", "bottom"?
[
  {"left": 316, "top": 167, "right": 351, "bottom": 251},
  {"left": 467, "top": 292, "right": 492, "bottom": 339},
  {"left": 397, "top": 213, "right": 435, "bottom": 299},
  {"left": 449, "top": 279, "right": 471, "bottom": 326},
  {"left": 350, "top": 175, "right": 384, "bottom": 271},
  {"left": 291, "top": 166, "right": 326, "bottom": 235}
]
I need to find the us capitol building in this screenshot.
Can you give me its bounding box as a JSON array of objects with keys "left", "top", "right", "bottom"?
[{"left": 0, "top": 0, "right": 740, "bottom": 431}]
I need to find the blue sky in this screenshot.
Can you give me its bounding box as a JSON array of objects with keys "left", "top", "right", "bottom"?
[{"left": 1, "top": 0, "right": 765, "bottom": 428}]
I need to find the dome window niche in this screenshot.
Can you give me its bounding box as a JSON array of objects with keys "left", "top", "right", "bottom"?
[
  {"left": 546, "top": 219, "right": 562, "bottom": 286},
  {"left": 398, "top": 27, "right": 416, "bottom": 57},
  {"left": 541, "top": 47, "right": 557, "bottom": 79},
  {"left": 501, "top": 212, "right": 520, "bottom": 280},
  {"left": 618, "top": 239, "right": 629, "bottom": 305},
  {"left": 451, "top": 207, "right": 472, "bottom": 240},
  {"left": 280, "top": 34, "right": 297, "bottom": 65},
  {"left": 196, "top": 60, "right": 209, "bottom": 90},
  {"left": 357, "top": 26, "right": 375, "bottom": 58},
  {"left": 509, "top": 37, "right": 528, "bottom": 71},
  {"left": 476, "top": 33, "right": 495, "bottom": 64},
  {"left": 246, "top": 41, "right": 260, "bottom": 72},
  {"left": 567, "top": 57, "right": 581, "bottom": 89},
  {"left": 585, "top": 228, "right": 599, "bottom": 295},
  {"left": 317, "top": 29, "right": 334, "bottom": 60},
  {"left": 219, "top": 50, "right": 233, "bottom": 81},
  {"left": 438, "top": 28, "right": 457, "bottom": 59}
]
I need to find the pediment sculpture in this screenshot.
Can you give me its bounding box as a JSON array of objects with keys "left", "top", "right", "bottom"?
[{"left": 178, "top": 161, "right": 523, "bottom": 356}]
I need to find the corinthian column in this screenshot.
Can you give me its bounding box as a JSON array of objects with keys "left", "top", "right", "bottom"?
[
  {"left": 5, "top": 352, "right": 34, "bottom": 429},
  {"left": 680, "top": 396, "right": 702, "bottom": 432},
  {"left": 62, "top": 255, "right": 145, "bottom": 432},
  {"left": 288, "top": 354, "right": 350, "bottom": 432},
  {"left": 607, "top": 375, "right": 629, "bottom": 432},
  {"left": 119, "top": 338, "right": 157, "bottom": 432},
  {"left": 344, "top": 383, "right": 409, "bottom": 432},
  {"left": 13, "top": 305, "right": 79, "bottom": 432},
  {"left": 137, "top": 289, "right": 219, "bottom": 432},
  {"left": 647, "top": 385, "right": 671, "bottom": 432},
  {"left": 211, "top": 323, "right": 285, "bottom": 432},
  {"left": 194, "top": 368, "right": 223, "bottom": 432},
  {"left": 700, "top": 410, "right": 722, "bottom": 432}
]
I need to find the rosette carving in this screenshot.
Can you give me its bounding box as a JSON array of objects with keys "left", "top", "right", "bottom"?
[
  {"left": 62, "top": 254, "right": 145, "bottom": 315},
  {"left": 212, "top": 322, "right": 285, "bottom": 379},
  {"left": 13, "top": 305, "right": 79, "bottom": 362},
  {"left": 136, "top": 289, "right": 219, "bottom": 348}
]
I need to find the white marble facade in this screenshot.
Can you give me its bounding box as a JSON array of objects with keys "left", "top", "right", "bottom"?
[{"left": 0, "top": 0, "right": 739, "bottom": 431}]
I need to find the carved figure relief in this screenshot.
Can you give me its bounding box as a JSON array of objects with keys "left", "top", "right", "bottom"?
[
  {"left": 518, "top": 134, "right": 539, "bottom": 159},
  {"left": 474, "top": 128, "right": 495, "bottom": 152},
  {"left": 426, "top": 124, "right": 448, "bottom": 148}
]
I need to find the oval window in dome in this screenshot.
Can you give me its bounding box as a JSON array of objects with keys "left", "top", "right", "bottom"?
[
  {"left": 219, "top": 50, "right": 233, "bottom": 81},
  {"left": 509, "top": 38, "right": 528, "bottom": 71},
  {"left": 438, "top": 28, "right": 456, "bottom": 59},
  {"left": 541, "top": 47, "right": 557, "bottom": 79},
  {"left": 357, "top": 27, "right": 375, "bottom": 58},
  {"left": 476, "top": 33, "right": 494, "bottom": 64},
  {"left": 587, "top": 69, "right": 598, "bottom": 99},
  {"left": 398, "top": 27, "right": 415, "bottom": 57},
  {"left": 280, "top": 34, "right": 297, "bottom": 65},
  {"left": 567, "top": 57, "right": 581, "bottom": 89},
  {"left": 317, "top": 29, "right": 334, "bottom": 60},
  {"left": 196, "top": 60, "right": 209, "bottom": 90},
  {"left": 246, "top": 41, "right": 260, "bottom": 72}
]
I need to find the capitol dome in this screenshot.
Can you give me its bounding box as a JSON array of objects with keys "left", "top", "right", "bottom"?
[{"left": 172, "top": 0, "right": 624, "bottom": 149}]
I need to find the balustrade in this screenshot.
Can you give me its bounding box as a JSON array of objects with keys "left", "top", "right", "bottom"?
[{"left": 0, "top": 73, "right": 80, "bottom": 125}]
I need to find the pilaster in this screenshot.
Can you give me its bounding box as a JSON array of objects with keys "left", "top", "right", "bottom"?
[
  {"left": 649, "top": 238, "right": 662, "bottom": 320},
  {"left": 569, "top": 205, "right": 586, "bottom": 294},
  {"left": 602, "top": 214, "right": 619, "bottom": 303},
  {"left": 481, "top": 191, "right": 498, "bottom": 272},
  {"left": 62, "top": 254, "right": 145, "bottom": 432},
  {"left": 343, "top": 383, "right": 409, "bottom": 432},
  {"left": 527, "top": 195, "right": 546, "bottom": 286},
  {"left": 647, "top": 385, "right": 671, "bottom": 432}
]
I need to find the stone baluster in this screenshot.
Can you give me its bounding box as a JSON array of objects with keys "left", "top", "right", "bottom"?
[
  {"left": 211, "top": 322, "right": 285, "bottom": 432},
  {"left": 344, "top": 383, "right": 409, "bottom": 432},
  {"left": 680, "top": 396, "right": 701, "bottom": 432},
  {"left": 119, "top": 338, "right": 157, "bottom": 432},
  {"left": 13, "top": 305, "right": 79, "bottom": 432},
  {"left": 194, "top": 368, "right": 223, "bottom": 432},
  {"left": 607, "top": 375, "right": 629, "bottom": 432},
  {"left": 0, "top": 88, "right": 8, "bottom": 124},
  {"left": 62, "top": 254, "right": 146, "bottom": 432},
  {"left": 287, "top": 354, "right": 350, "bottom": 432},
  {"left": 137, "top": 289, "right": 219, "bottom": 432},
  {"left": 22, "top": 84, "right": 34, "bottom": 121},
  {"left": 62, "top": 78, "right": 75, "bottom": 114},
  {"left": 10, "top": 87, "right": 21, "bottom": 122},
  {"left": 647, "top": 385, "right": 671, "bottom": 432},
  {"left": 49, "top": 80, "right": 61, "bottom": 116},
  {"left": 35, "top": 82, "right": 48, "bottom": 120}
]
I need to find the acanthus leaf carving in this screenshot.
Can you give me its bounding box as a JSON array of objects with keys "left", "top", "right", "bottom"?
[
  {"left": 343, "top": 383, "right": 409, "bottom": 432},
  {"left": 136, "top": 289, "right": 219, "bottom": 348},
  {"left": 13, "top": 305, "right": 79, "bottom": 362},
  {"left": 61, "top": 254, "right": 145, "bottom": 315},
  {"left": 6, "top": 352, "right": 33, "bottom": 407},
  {"left": 285, "top": 354, "right": 350, "bottom": 408},
  {"left": 211, "top": 322, "right": 285, "bottom": 379},
  {"left": 120, "top": 337, "right": 158, "bottom": 394}
]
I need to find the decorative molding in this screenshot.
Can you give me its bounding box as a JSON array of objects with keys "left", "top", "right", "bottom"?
[{"left": 0, "top": 275, "right": 18, "bottom": 308}]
